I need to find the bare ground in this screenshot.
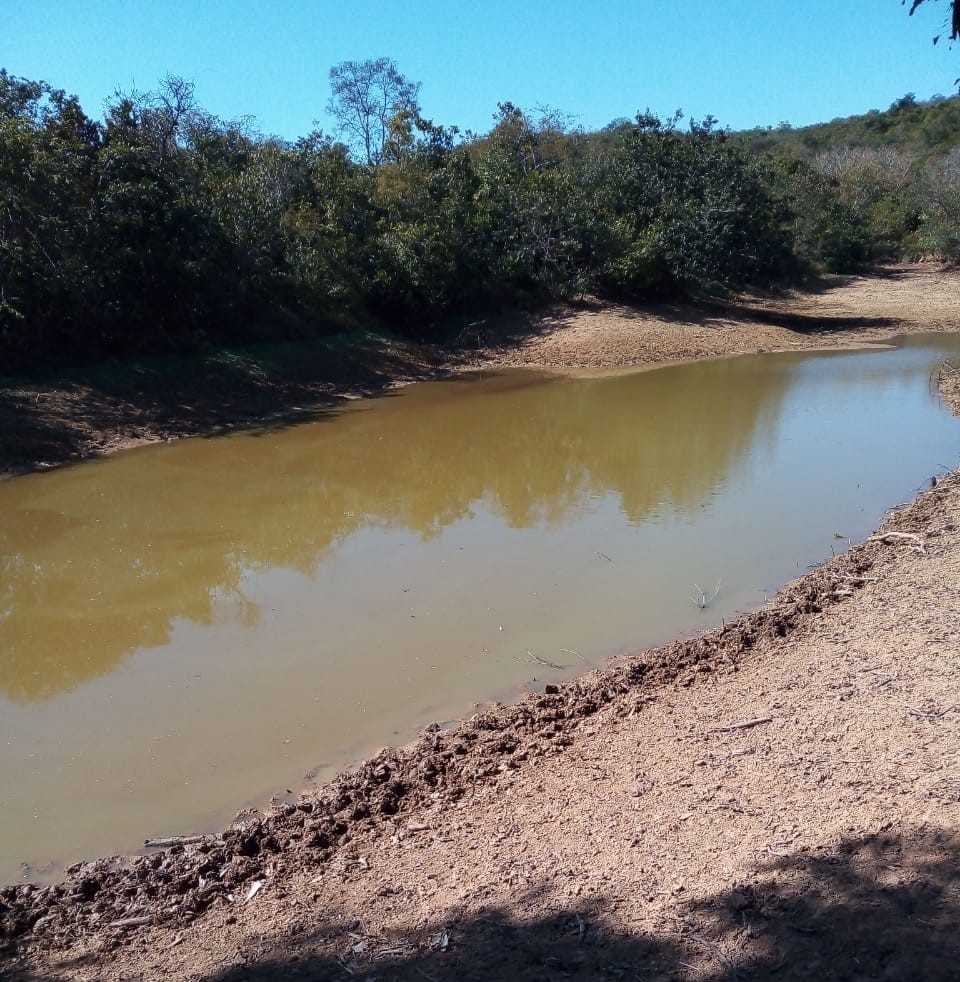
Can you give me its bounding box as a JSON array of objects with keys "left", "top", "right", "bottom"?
[
  {"left": 472, "top": 262, "right": 960, "bottom": 372},
  {"left": 5, "top": 439, "right": 960, "bottom": 978},
  {"left": 2, "top": 264, "right": 958, "bottom": 477}
]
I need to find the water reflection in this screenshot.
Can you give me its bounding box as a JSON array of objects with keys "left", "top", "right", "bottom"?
[
  {"left": 0, "top": 358, "right": 792, "bottom": 702},
  {"left": 5, "top": 336, "right": 960, "bottom": 882}
]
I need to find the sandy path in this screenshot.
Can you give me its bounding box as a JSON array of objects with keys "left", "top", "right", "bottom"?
[{"left": 8, "top": 441, "right": 960, "bottom": 980}]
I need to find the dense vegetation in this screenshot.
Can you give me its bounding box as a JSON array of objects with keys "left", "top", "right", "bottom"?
[
  {"left": 1, "top": 66, "right": 958, "bottom": 374},
  {"left": 735, "top": 92, "right": 960, "bottom": 158}
]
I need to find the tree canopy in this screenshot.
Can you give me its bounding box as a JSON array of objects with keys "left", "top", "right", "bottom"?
[
  {"left": 1, "top": 64, "right": 958, "bottom": 375},
  {"left": 327, "top": 58, "right": 421, "bottom": 165}
]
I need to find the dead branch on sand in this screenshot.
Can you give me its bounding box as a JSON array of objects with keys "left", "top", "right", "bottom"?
[{"left": 708, "top": 716, "right": 773, "bottom": 734}]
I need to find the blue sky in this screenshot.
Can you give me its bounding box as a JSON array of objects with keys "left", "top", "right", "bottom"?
[{"left": 4, "top": 1, "right": 959, "bottom": 139}]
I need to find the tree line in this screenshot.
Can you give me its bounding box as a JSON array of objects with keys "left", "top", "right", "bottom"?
[
  {"left": 1, "top": 61, "right": 958, "bottom": 374},
  {"left": 735, "top": 92, "right": 960, "bottom": 158}
]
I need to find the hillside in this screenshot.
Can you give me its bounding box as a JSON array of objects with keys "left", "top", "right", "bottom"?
[{"left": 735, "top": 93, "right": 960, "bottom": 158}]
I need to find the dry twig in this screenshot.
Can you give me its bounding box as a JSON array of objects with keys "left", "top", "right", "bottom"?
[{"left": 708, "top": 717, "right": 773, "bottom": 734}]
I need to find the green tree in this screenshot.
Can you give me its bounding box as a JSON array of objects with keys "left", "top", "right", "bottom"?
[{"left": 600, "top": 113, "right": 793, "bottom": 295}]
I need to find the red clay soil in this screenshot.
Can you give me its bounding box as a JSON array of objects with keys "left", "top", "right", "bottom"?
[{"left": 5, "top": 465, "right": 960, "bottom": 980}]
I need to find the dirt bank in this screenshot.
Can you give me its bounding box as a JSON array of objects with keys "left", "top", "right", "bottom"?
[
  {"left": 477, "top": 262, "right": 960, "bottom": 373},
  {"left": 5, "top": 437, "right": 960, "bottom": 977},
  {"left": 2, "top": 264, "right": 958, "bottom": 477}
]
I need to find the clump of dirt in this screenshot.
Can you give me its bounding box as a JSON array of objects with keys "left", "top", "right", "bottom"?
[{"left": 5, "top": 479, "right": 920, "bottom": 960}]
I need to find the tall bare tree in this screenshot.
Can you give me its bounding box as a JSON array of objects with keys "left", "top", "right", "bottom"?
[{"left": 327, "top": 58, "right": 420, "bottom": 165}]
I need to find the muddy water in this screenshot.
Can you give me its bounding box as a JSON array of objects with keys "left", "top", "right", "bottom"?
[{"left": 3, "top": 334, "right": 960, "bottom": 881}]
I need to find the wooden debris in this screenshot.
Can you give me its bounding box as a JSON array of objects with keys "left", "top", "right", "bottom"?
[
  {"left": 867, "top": 531, "right": 926, "bottom": 553},
  {"left": 709, "top": 717, "right": 773, "bottom": 734},
  {"left": 143, "top": 835, "right": 206, "bottom": 849},
  {"left": 107, "top": 915, "right": 152, "bottom": 929}
]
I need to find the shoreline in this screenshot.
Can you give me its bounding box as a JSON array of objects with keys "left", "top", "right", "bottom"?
[
  {"left": 4, "top": 265, "right": 960, "bottom": 979},
  {"left": 5, "top": 454, "right": 960, "bottom": 977},
  {"left": 2, "top": 263, "right": 958, "bottom": 479}
]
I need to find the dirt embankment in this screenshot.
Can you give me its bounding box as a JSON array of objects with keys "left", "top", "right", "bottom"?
[
  {"left": 5, "top": 441, "right": 960, "bottom": 978},
  {"left": 477, "top": 262, "right": 960, "bottom": 373},
  {"left": 2, "top": 264, "right": 958, "bottom": 477}
]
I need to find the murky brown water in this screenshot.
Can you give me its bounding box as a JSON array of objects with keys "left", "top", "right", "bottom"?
[{"left": 3, "top": 334, "right": 960, "bottom": 882}]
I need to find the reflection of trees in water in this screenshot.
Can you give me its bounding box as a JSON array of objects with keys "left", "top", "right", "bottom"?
[{"left": 0, "top": 359, "right": 793, "bottom": 702}]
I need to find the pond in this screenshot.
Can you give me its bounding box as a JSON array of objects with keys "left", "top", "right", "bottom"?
[{"left": 3, "top": 334, "right": 960, "bottom": 882}]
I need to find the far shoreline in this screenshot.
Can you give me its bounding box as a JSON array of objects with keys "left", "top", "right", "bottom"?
[{"left": 2, "top": 263, "right": 958, "bottom": 480}]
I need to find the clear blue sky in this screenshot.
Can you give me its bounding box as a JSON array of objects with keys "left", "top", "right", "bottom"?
[{"left": 4, "top": 1, "right": 959, "bottom": 139}]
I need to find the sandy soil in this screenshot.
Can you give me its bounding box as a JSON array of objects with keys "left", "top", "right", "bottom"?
[
  {"left": 475, "top": 263, "right": 959, "bottom": 373},
  {"left": 2, "top": 264, "right": 958, "bottom": 477},
  {"left": 5, "top": 431, "right": 960, "bottom": 978}
]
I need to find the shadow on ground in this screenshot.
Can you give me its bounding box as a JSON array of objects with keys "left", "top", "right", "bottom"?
[
  {"left": 694, "top": 301, "right": 898, "bottom": 334},
  {"left": 22, "top": 828, "right": 957, "bottom": 981},
  {"left": 0, "top": 268, "right": 906, "bottom": 477},
  {"left": 0, "top": 334, "right": 455, "bottom": 476},
  {"left": 466, "top": 270, "right": 901, "bottom": 351}
]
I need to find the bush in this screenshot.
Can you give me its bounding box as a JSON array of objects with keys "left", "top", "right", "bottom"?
[
  {"left": 915, "top": 149, "right": 960, "bottom": 261},
  {"left": 2, "top": 68, "right": 955, "bottom": 374},
  {"left": 599, "top": 114, "right": 795, "bottom": 295}
]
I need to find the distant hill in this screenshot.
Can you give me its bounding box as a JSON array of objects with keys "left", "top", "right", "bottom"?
[{"left": 733, "top": 94, "right": 960, "bottom": 159}]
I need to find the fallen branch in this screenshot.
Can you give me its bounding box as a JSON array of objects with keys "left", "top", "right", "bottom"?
[
  {"left": 108, "top": 916, "right": 152, "bottom": 929},
  {"left": 143, "top": 835, "right": 206, "bottom": 849},
  {"left": 907, "top": 703, "right": 956, "bottom": 721},
  {"left": 526, "top": 650, "right": 567, "bottom": 670},
  {"left": 708, "top": 716, "right": 773, "bottom": 734}
]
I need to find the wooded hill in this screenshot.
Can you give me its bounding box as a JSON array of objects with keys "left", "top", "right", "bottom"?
[{"left": 734, "top": 94, "right": 960, "bottom": 159}]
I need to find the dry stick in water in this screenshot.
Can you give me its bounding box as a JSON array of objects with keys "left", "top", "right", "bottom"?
[
  {"left": 693, "top": 580, "right": 722, "bottom": 609},
  {"left": 143, "top": 835, "right": 207, "bottom": 849},
  {"left": 526, "top": 650, "right": 567, "bottom": 670}
]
